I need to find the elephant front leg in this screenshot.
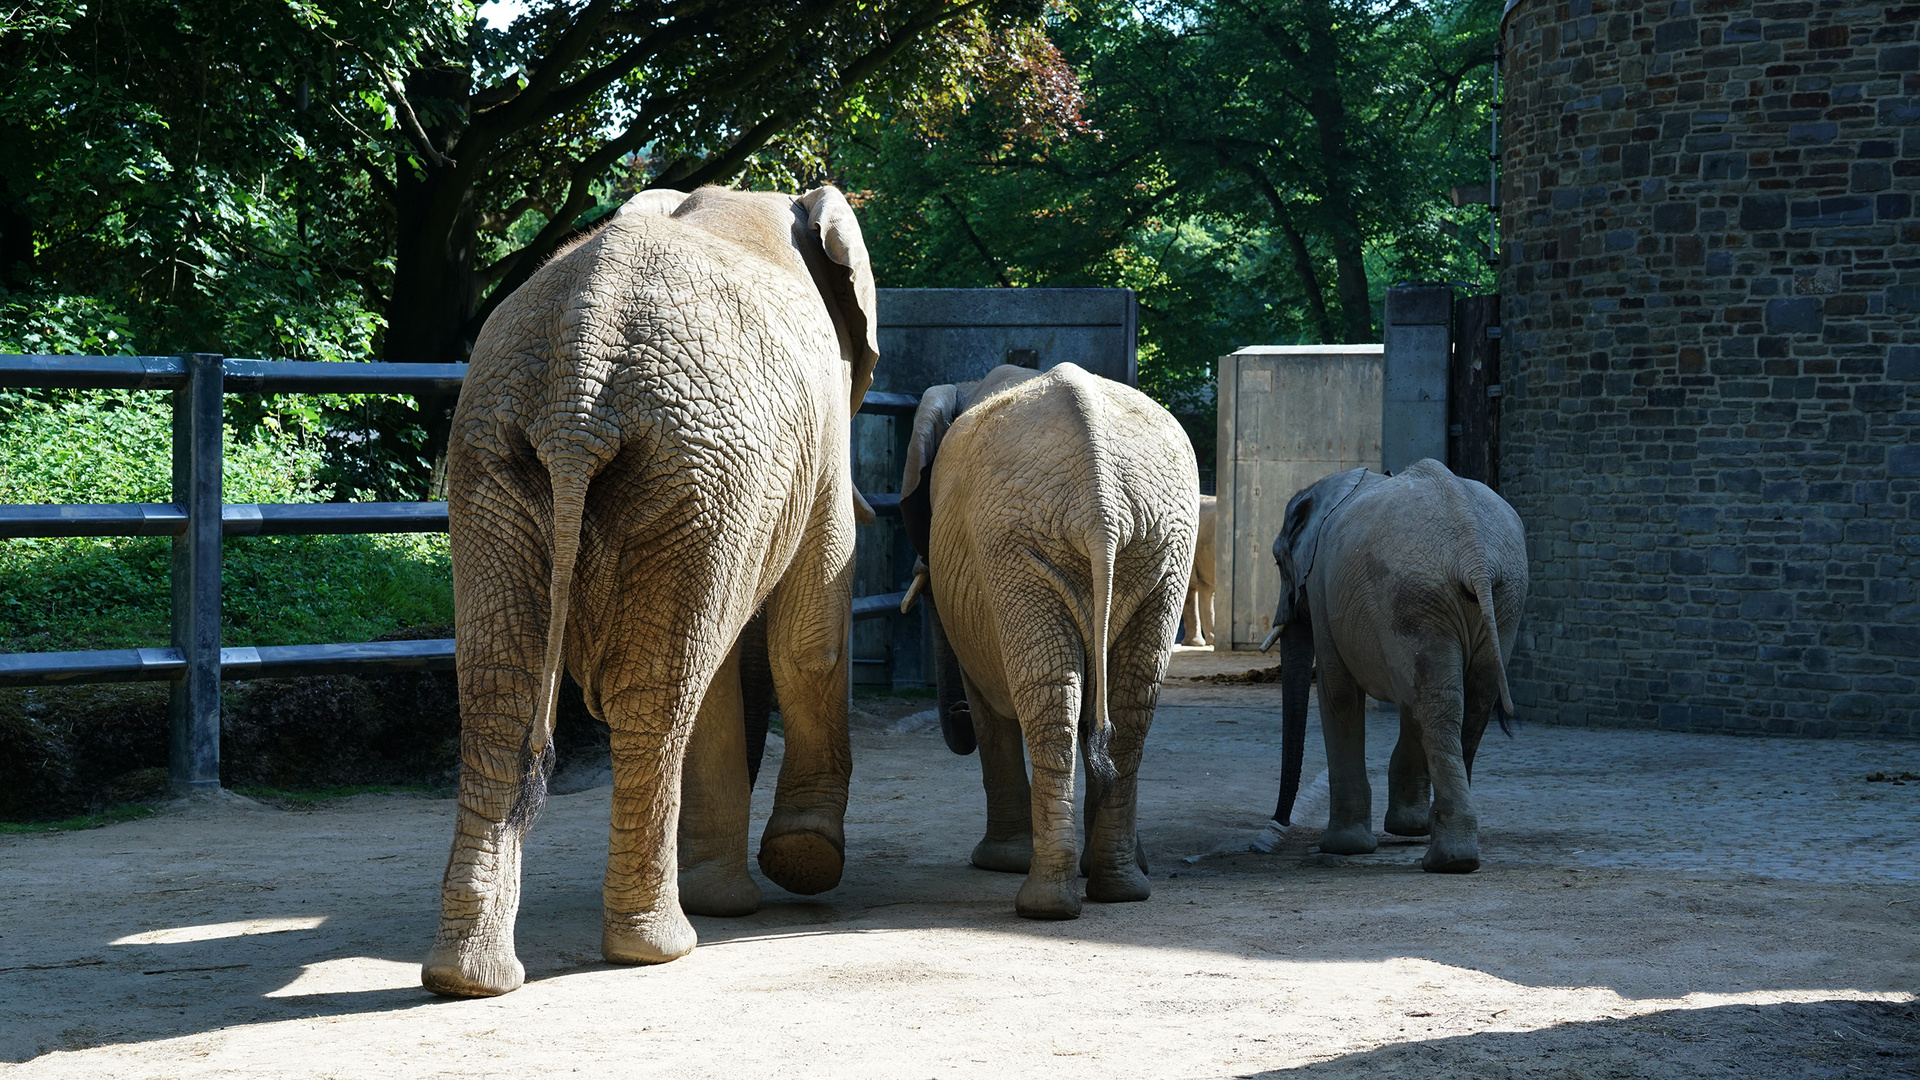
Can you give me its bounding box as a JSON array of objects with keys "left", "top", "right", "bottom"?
[
  {"left": 1416, "top": 679, "right": 1480, "bottom": 874},
  {"left": 967, "top": 674, "right": 1034, "bottom": 874},
  {"left": 1317, "top": 658, "right": 1378, "bottom": 856},
  {"left": 758, "top": 508, "right": 855, "bottom": 896},
  {"left": 677, "top": 640, "right": 761, "bottom": 917},
  {"left": 1385, "top": 707, "right": 1432, "bottom": 837}
]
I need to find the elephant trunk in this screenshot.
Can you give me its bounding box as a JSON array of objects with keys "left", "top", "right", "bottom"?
[
  {"left": 927, "top": 594, "right": 976, "bottom": 755},
  {"left": 1272, "top": 620, "right": 1315, "bottom": 826}
]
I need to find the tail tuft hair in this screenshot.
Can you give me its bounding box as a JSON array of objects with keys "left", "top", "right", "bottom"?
[{"left": 505, "top": 736, "right": 556, "bottom": 833}]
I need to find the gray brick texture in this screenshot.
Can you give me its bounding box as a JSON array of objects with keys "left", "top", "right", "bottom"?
[{"left": 1499, "top": 0, "right": 1920, "bottom": 738}]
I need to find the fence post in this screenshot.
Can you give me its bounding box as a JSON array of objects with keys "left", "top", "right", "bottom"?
[{"left": 168, "top": 353, "right": 224, "bottom": 794}]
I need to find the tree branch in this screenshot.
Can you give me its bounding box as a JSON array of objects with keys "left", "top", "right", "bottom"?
[
  {"left": 1233, "top": 159, "right": 1333, "bottom": 343},
  {"left": 941, "top": 193, "right": 1013, "bottom": 288},
  {"left": 382, "top": 72, "right": 455, "bottom": 167}
]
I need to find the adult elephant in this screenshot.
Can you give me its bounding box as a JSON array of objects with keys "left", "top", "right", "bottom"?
[
  {"left": 422, "top": 185, "right": 879, "bottom": 997},
  {"left": 1262, "top": 459, "right": 1528, "bottom": 873},
  {"left": 900, "top": 363, "right": 1197, "bottom": 919},
  {"left": 1181, "top": 494, "right": 1217, "bottom": 646}
]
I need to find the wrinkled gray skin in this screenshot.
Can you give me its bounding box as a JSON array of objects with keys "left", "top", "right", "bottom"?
[
  {"left": 902, "top": 364, "right": 1197, "bottom": 919},
  {"left": 1181, "top": 495, "right": 1217, "bottom": 646},
  {"left": 422, "top": 185, "right": 881, "bottom": 997},
  {"left": 1266, "top": 459, "right": 1527, "bottom": 874}
]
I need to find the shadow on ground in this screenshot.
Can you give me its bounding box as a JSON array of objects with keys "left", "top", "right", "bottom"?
[{"left": 1237, "top": 999, "right": 1920, "bottom": 1079}]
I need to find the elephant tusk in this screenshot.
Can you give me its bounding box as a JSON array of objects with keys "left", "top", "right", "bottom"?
[
  {"left": 1260, "top": 624, "right": 1284, "bottom": 653},
  {"left": 901, "top": 568, "right": 928, "bottom": 613}
]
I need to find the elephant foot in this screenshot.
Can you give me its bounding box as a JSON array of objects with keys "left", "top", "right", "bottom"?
[
  {"left": 1077, "top": 837, "right": 1150, "bottom": 878},
  {"left": 421, "top": 936, "right": 525, "bottom": 998},
  {"left": 971, "top": 835, "right": 1033, "bottom": 874},
  {"left": 602, "top": 906, "right": 698, "bottom": 965},
  {"left": 678, "top": 858, "right": 761, "bottom": 917},
  {"left": 1086, "top": 861, "right": 1151, "bottom": 904},
  {"left": 1181, "top": 635, "right": 1206, "bottom": 647},
  {"left": 1421, "top": 834, "right": 1480, "bottom": 874},
  {"left": 1384, "top": 805, "right": 1431, "bottom": 837},
  {"left": 1015, "top": 874, "right": 1082, "bottom": 920},
  {"left": 758, "top": 815, "right": 845, "bottom": 896},
  {"left": 1318, "top": 823, "right": 1379, "bottom": 856}
]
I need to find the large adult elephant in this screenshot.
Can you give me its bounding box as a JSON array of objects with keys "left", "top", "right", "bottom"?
[
  {"left": 900, "top": 363, "right": 1197, "bottom": 919},
  {"left": 1263, "top": 459, "right": 1527, "bottom": 873},
  {"left": 422, "top": 185, "right": 879, "bottom": 997}
]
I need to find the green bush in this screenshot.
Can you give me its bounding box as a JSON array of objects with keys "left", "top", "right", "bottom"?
[{"left": 0, "top": 388, "right": 453, "bottom": 652}]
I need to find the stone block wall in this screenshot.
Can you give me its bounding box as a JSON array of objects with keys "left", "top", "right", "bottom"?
[{"left": 1498, "top": 0, "right": 1918, "bottom": 736}]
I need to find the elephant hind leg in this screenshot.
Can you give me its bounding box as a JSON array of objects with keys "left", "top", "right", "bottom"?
[
  {"left": 595, "top": 538, "right": 761, "bottom": 964},
  {"left": 425, "top": 466, "right": 553, "bottom": 998},
  {"left": 1011, "top": 670, "right": 1085, "bottom": 920},
  {"left": 1082, "top": 565, "right": 1181, "bottom": 903},
  {"left": 1414, "top": 651, "right": 1479, "bottom": 874}
]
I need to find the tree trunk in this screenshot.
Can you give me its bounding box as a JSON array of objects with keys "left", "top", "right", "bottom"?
[{"left": 1303, "top": 6, "right": 1374, "bottom": 344}]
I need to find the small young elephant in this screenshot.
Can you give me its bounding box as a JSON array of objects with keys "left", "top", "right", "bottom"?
[
  {"left": 900, "top": 363, "right": 1197, "bottom": 918},
  {"left": 1263, "top": 459, "right": 1527, "bottom": 873}
]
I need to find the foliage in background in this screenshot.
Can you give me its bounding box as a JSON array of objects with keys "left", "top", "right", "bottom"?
[
  {"left": 0, "top": 0, "right": 1049, "bottom": 498},
  {"left": 832, "top": 0, "right": 1501, "bottom": 467}
]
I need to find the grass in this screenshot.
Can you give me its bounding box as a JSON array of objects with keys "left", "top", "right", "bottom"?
[
  {"left": 0, "top": 803, "right": 159, "bottom": 834},
  {"left": 0, "top": 388, "right": 454, "bottom": 653}
]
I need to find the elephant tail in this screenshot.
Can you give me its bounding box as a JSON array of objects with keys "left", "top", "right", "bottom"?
[
  {"left": 509, "top": 455, "right": 593, "bottom": 830},
  {"left": 1083, "top": 526, "right": 1119, "bottom": 787},
  {"left": 1469, "top": 564, "right": 1516, "bottom": 723}
]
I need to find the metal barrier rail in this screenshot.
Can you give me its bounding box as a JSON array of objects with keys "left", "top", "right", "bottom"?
[{"left": 0, "top": 354, "right": 914, "bottom": 793}]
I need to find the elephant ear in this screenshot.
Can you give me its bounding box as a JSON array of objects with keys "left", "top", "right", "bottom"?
[
  {"left": 797, "top": 186, "right": 880, "bottom": 418},
  {"left": 900, "top": 383, "right": 961, "bottom": 561},
  {"left": 1272, "top": 467, "right": 1369, "bottom": 630}
]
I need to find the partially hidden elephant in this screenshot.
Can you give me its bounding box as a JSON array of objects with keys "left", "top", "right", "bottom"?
[
  {"left": 899, "top": 363, "right": 1198, "bottom": 918},
  {"left": 1181, "top": 494, "right": 1217, "bottom": 646},
  {"left": 423, "top": 185, "right": 880, "bottom": 997},
  {"left": 1262, "top": 459, "right": 1528, "bottom": 873}
]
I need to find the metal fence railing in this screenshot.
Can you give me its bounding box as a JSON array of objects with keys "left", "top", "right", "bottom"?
[{"left": 0, "top": 354, "right": 915, "bottom": 793}]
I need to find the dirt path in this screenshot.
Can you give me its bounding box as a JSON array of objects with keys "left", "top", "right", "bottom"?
[{"left": 3, "top": 648, "right": 1916, "bottom": 1078}]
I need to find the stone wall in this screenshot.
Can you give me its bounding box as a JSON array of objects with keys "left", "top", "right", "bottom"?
[{"left": 1498, "top": 0, "right": 1918, "bottom": 736}]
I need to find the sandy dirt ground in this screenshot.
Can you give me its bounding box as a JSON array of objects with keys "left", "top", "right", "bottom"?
[{"left": 2, "top": 647, "right": 1917, "bottom": 1078}]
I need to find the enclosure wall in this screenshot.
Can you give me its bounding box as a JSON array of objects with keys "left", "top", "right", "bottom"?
[
  {"left": 1499, "top": 0, "right": 1918, "bottom": 736},
  {"left": 1215, "top": 345, "right": 1383, "bottom": 651}
]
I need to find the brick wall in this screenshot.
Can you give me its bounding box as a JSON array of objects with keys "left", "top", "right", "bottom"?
[{"left": 1498, "top": 0, "right": 1918, "bottom": 737}]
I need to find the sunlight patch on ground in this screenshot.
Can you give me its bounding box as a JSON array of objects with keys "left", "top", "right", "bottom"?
[
  {"left": 264, "top": 957, "right": 421, "bottom": 999},
  {"left": 110, "top": 916, "right": 327, "bottom": 946}
]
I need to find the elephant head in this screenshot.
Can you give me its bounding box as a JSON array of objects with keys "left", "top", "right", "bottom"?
[{"left": 1261, "top": 466, "right": 1368, "bottom": 828}]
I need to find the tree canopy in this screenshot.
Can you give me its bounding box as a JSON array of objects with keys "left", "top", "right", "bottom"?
[
  {"left": 2, "top": 0, "right": 1499, "bottom": 483},
  {"left": 833, "top": 0, "right": 1500, "bottom": 465}
]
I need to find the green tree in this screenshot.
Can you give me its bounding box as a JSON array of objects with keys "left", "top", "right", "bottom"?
[
  {"left": 3, "top": 0, "right": 1046, "bottom": 493},
  {"left": 831, "top": 0, "right": 1499, "bottom": 467}
]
